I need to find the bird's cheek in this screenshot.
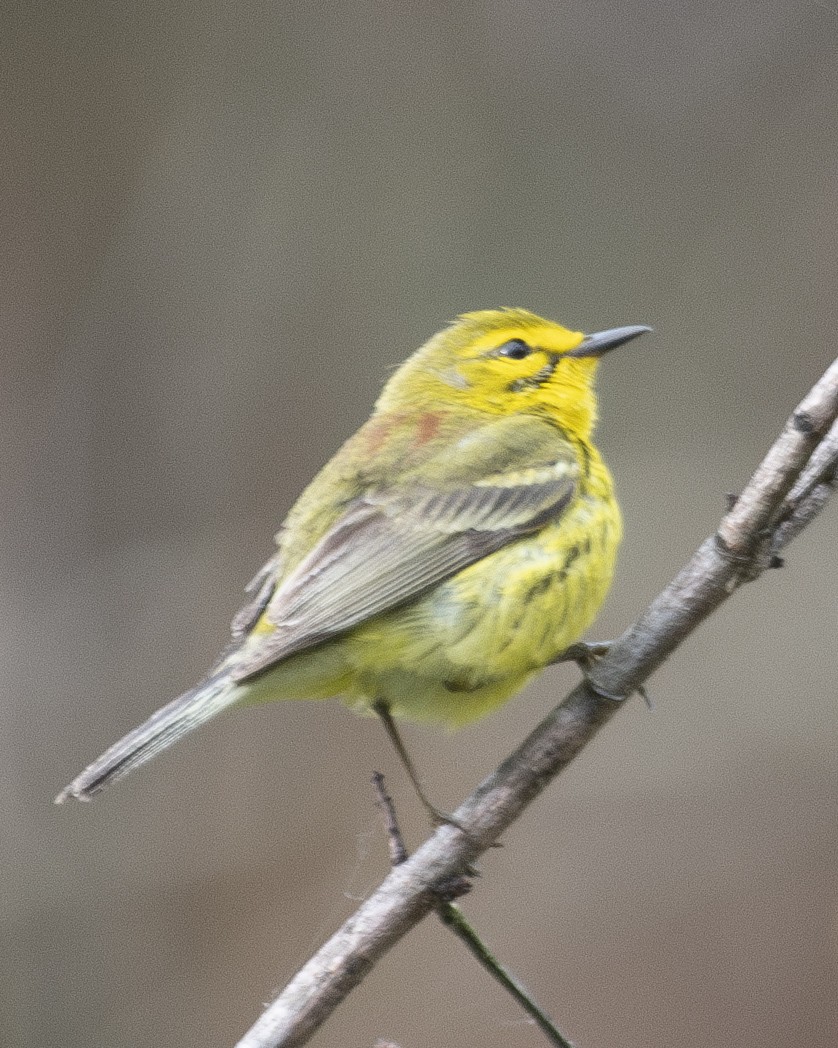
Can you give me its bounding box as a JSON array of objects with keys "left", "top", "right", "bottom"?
[{"left": 438, "top": 366, "right": 470, "bottom": 391}]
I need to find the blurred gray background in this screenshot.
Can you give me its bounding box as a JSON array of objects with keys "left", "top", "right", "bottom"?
[{"left": 4, "top": 2, "right": 838, "bottom": 1046}]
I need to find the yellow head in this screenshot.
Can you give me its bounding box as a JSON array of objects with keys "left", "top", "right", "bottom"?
[{"left": 377, "top": 308, "right": 650, "bottom": 442}]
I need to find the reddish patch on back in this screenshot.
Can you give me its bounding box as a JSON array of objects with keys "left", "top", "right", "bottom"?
[
  {"left": 360, "top": 416, "right": 395, "bottom": 454},
  {"left": 415, "top": 412, "right": 442, "bottom": 446}
]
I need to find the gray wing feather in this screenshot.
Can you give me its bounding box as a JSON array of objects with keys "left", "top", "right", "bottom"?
[
  {"left": 232, "top": 463, "right": 576, "bottom": 681},
  {"left": 230, "top": 552, "right": 281, "bottom": 639}
]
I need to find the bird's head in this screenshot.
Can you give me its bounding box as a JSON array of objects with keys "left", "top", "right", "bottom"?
[{"left": 377, "top": 308, "right": 650, "bottom": 442}]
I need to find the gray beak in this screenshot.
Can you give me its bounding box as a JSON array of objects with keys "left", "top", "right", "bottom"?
[{"left": 567, "top": 324, "right": 652, "bottom": 359}]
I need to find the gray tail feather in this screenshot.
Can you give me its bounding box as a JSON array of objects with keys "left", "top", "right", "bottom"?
[{"left": 55, "top": 671, "right": 240, "bottom": 802}]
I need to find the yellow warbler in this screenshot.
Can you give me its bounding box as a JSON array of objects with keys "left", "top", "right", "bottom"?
[{"left": 57, "top": 309, "right": 649, "bottom": 809}]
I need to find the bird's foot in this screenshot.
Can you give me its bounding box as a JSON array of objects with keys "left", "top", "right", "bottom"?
[{"left": 553, "top": 640, "right": 652, "bottom": 708}]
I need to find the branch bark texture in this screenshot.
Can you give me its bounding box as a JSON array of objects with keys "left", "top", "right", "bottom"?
[{"left": 235, "top": 356, "right": 838, "bottom": 1048}]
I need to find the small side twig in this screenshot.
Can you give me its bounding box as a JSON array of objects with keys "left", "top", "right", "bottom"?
[
  {"left": 372, "top": 772, "right": 408, "bottom": 867},
  {"left": 437, "top": 904, "right": 575, "bottom": 1048},
  {"left": 772, "top": 417, "right": 838, "bottom": 551}
]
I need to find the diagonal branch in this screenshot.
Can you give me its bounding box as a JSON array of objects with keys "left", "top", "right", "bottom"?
[{"left": 235, "top": 355, "right": 838, "bottom": 1048}]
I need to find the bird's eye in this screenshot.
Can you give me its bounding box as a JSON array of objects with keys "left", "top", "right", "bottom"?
[{"left": 497, "top": 338, "right": 532, "bottom": 360}]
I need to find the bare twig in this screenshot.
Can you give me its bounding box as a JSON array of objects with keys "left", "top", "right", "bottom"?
[
  {"left": 234, "top": 356, "right": 838, "bottom": 1048},
  {"left": 371, "top": 772, "right": 409, "bottom": 868}
]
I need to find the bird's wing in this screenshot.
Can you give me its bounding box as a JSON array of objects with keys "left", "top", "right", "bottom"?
[
  {"left": 230, "top": 549, "right": 283, "bottom": 640},
  {"left": 231, "top": 418, "right": 580, "bottom": 680}
]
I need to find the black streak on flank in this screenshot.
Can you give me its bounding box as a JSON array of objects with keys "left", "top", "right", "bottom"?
[
  {"left": 578, "top": 441, "right": 592, "bottom": 478},
  {"left": 563, "top": 544, "right": 581, "bottom": 571},
  {"left": 522, "top": 562, "right": 572, "bottom": 607},
  {"left": 527, "top": 575, "right": 554, "bottom": 599},
  {"left": 443, "top": 677, "right": 480, "bottom": 693}
]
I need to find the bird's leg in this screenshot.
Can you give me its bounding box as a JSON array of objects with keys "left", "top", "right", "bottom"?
[
  {"left": 372, "top": 700, "right": 464, "bottom": 829},
  {"left": 552, "top": 640, "right": 613, "bottom": 670}
]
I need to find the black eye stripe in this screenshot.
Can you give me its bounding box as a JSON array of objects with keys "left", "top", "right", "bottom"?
[{"left": 497, "top": 338, "right": 532, "bottom": 360}]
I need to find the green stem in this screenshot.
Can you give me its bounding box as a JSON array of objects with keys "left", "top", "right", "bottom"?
[{"left": 437, "top": 903, "right": 575, "bottom": 1048}]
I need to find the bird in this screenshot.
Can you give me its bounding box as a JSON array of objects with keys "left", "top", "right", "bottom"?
[{"left": 57, "top": 308, "right": 650, "bottom": 816}]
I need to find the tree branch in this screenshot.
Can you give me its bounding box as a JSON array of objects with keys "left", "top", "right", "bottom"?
[{"left": 235, "top": 356, "right": 838, "bottom": 1048}]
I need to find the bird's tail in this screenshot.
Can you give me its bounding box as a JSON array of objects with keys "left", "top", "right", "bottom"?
[{"left": 55, "top": 671, "right": 240, "bottom": 802}]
